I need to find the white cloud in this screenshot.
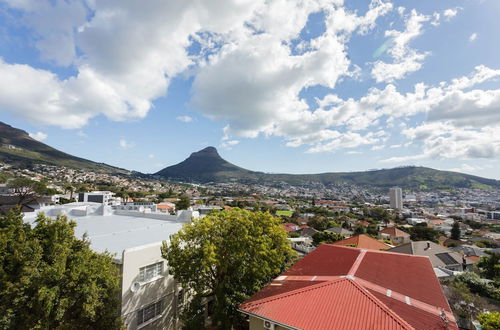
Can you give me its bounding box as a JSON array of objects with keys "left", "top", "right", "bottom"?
[
  {"left": 119, "top": 138, "right": 134, "bottom": 149},
  {"left": 220, "top": 139, "right": 239, "bottom": 150},
  {"left": 443, "top": 8, "right": 458, "bottom": 20},
  {"left": 76, "top": 130, "right": 87, "bottom": 138},
  {"left": 449, "top": 163, "right": 490, "bottom": 174},
  {"left": 148, "top": 154, "right": 155, "bottom": 159},
  {"left": 176, "top": 115, "right": 193, "bottom": 123},
  {"left": 192, "top": 0, "right": 391, "bottom": 142},
  {"left": 469, "top": 33, "right": 478, "bottom": 42},
  {"left": 371, "top": 9, "right": 430, "bottom": 83},
  {"left": 3, "top": 0, "right": 87, "bottom": 66},
  {"left": 29, "top": 131, "right": 47, "bottom": 141},
  {"left": 0, "top": 0, "right": 264, "bottom": 128}
]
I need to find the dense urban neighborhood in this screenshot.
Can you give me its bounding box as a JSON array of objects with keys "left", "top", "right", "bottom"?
[{"left": 0, "top": 157, "right": 499, "bottom": 329}]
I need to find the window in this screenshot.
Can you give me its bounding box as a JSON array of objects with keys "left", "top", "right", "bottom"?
[
  {"left": 139, "top": 262, "right": 163, "bottom": 282},
  {"left": 177, "top": 289, "right": 184, "bottom": 307},
  {"left": 137, "top": 299, "right": 164, "bottom": 327}
]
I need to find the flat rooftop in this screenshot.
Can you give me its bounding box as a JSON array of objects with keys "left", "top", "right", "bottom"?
[{"left": 24, "top": 210, "right": 184, "bottom": 261}]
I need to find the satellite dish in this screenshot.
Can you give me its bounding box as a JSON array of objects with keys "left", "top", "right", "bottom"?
[{"left": 131, "top": 282, "right": 141, "bottom": 293}]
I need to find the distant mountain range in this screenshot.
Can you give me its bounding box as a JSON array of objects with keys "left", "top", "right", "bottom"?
[
  {"left": 1, "top": 121, "right": 498, "bottom": 190},
  {"left": 0, "top": 121, "right": 128, "bottom": 174},
  {"left": 156, "top": 147, "right": 500, "bottom": 190}
]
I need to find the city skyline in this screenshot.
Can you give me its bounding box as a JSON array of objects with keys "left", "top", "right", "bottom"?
[{"left": 1, "top": 0, "right": 500, "bottom": 178}]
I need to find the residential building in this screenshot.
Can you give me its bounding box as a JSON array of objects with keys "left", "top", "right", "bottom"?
[
  {"left": 78, "top": 191, "right": 115, "bottom": 205},
  {"left": 378, "top": 227, "right": 411, "bottom": 245},
  {"left": 389, "top": 187, "right": 403, "bottom": 209},
  {"left": 23, "top": 203, "right": 190, "bottom": 330},
  {"left": 325, "top": 227, "right": 353, "bottom": 238},
  {"left": 333, "top": 234, "right": 391, "bottom": 250},
  {"left": 388, "top": 241, "right": 473, "bottom": 272},
  {"left": 239, "top": 244, "right": 457, "bottom": 330},
  {"left": 486, "top": 211, "right": 500, "bottom": 220}
]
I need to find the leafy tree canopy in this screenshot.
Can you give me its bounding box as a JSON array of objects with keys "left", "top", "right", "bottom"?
[
  {"left": 405, "top": 226, "right": 442, "bottom": 242},
  {"left": 7, "top": 177, "right": 48, "bottom": 206},
  {"left": 162, "top": 208, "right": 295, "bottom": 329},
  {"left": 451, "top": 221, "right": 461, "bottom": 240},
  {"left": 477, "top": 252, "right": 500, "bottom": 283},
  {"left": 175, "top": 194, "right": 191, "bottom": 210},
  {"left": 312, "top": 231, "right": 344, "bottom": 246},
  {"left": 478, "top": 311, "right": 500, "bottom": 330},
  {"left": 0, "top": 208, "right": 122, "bottom": 329}
]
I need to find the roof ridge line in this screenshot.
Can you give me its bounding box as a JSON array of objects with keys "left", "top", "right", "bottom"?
[
  {"left": 354, "top": 277, "right": 456, "bottom": 323},
  {"left": 241, "top": 278, "right": 415, "bottom": 330},
  {"left": 348, "top": 249, "right": 366, "bottom": 276},
  {"left": 347, "top": 279, "right": 415, "bottom": 330},
  {"left": 240, "top": 277, "right": 346, "bottom": 309}
]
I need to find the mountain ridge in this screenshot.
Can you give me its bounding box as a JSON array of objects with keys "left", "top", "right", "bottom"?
[
  {"left": 0, "top": 121, "right": 128, "bottom": 174},
  {"left": 156, "top": 146, "right": 500, "bottom": 190}
]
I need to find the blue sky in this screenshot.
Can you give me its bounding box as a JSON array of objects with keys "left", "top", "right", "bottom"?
[{"left": 1, "top": 0, "right": 500, "bottom": 179}]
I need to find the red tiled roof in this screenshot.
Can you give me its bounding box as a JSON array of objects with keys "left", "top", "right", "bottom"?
[
  {"left": 355, "top": 251, "right": 451, "bottom": 310},
  {"left": 380, "top": 227, "right": 410, "bottom": 237},
  {"left": 282, "top": 244, "right": 359, "bottom": 276},
  {"left": 156, "top": 204, "right": 173, "bottom": 210},
  {"left": 240, "top": 245, "right": 457, "bottom": 330},
  {"left": 370, "top": 290, "right": 458, "bottom": 330},
  {"left": 466, "top": 255, "right": 480, "bottom": 263},
  {"left": 241, "top": 278, "right": 414, "bottom": 330},
  {"left": 334, "top": 234, "right": 390, "bottom": 250}
]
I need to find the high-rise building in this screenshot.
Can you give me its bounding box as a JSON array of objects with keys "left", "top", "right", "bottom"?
[{"left": 389, "top": 187, "right": 403, "bottom": 209}]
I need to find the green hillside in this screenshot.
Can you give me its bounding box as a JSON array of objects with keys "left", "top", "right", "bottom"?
[
  {"left": 156, "top": 147, "right": 500, "bottom": 190},
  {"left": 0, "top": 121, "right": 128, "bottom": 174}
]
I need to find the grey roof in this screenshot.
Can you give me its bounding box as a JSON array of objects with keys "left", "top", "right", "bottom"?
[
  {"left": 325, "top": 227, "right": 353, "bottom": 235},
  {"left": 24, "top": 210, "right": 184, "bottom": 261},
  {"left": 300, "top": 227, "right": 319, "bottom": 237},
  {"left": 449, "top": 245, "right": 488, "bottom": 257},
  {"left": 388, "top": 241, "right": 471, "bottom": 268}
]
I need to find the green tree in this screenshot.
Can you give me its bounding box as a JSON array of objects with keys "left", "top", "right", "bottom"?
[
  {"left": 446, "top": 280, "right": 483, "bottom": 321},
  {"left": 175, "top": 194, "right": 191, "bottom": 210},
  {"left": 354, "top": 224, "right": 365, "bottom": 235},
  {"left": 7, "top": 177, "right": 48, "bottom": 208},
  {"left": 406, "top": 226, "right": 441, "bottom": 242},
  {"left": 312, "top": 231, "right": 344, "bottom": 246},
  {"left": 478, "top": 311, "right": 500, "bottom": 330},
  {"left": 451, "top": 221, "right": 461, "bottom": 240},
  {"left": 0, "top": 208, "right": 122, "bottom": 329},
  {"left": 366, "top": 224, "right": 379, "bottom": 236},
  {"left": 308, "top": 215, "right": 329, "bottom": 231},
  {"left": 476, "top": 252, "right": 500, "bottom": 283},
  {"left": 161, "top": 208, "right": 295, "bottom": 329}
]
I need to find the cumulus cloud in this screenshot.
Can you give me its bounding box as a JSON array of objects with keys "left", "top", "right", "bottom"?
[
  {"left": 176, "top": 116, "right": 193, "bottom": 123},
  {"left": 0, "top": 0, "right": 263, "bottom": 128},
  {"left": 29, "top": 131, "right": 48, "bottom": 141},
  {"left": 2, "top": 0, "right": 498, "bottom": 164},
  {"left": 220, "top": 139, "right": 239, "bottom": 150},
  {"left": 443, "top": 8, "right": 458, "bottom": 20},
  {"left": 119, "top": 138, "right": 134, "bottom": 149},
  {"left": 192, "top": 0, "right": 392, "bottom": 142},
  {"left": 469, "top": 33, "right": 478, "bottom": 42},
  {"left": 371, "top": 9, "right": 430, "bottom": 83}
]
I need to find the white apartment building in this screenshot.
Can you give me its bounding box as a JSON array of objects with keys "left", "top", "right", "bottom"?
[
  {"left": 78, "top": 191, "right": 115, "bottom": 205},
  {"left": 24, "top": 203, "right": 190, "bottom": 330},
  {"left": 389, "top": 187, "right": 403, "bottom": 209}
]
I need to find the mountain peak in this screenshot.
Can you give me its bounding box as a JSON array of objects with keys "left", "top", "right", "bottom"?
[
  {"left": 193, "top": 146, "right": 219, "bottom": 156},
  {"left": 155, "top": 146, "right": 251, "bottom": 181}
]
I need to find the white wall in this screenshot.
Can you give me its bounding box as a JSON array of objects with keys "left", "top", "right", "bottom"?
[{"left": 121, "top": 243, "right": 179, "bottom": 330}]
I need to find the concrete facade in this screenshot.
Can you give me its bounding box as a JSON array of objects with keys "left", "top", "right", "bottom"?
[
  {"left": 389, "top": 187, "right": 403, "bottom": 209},
  {"left": 120, "top": 243, "right": 180, "bottom": 330}
]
